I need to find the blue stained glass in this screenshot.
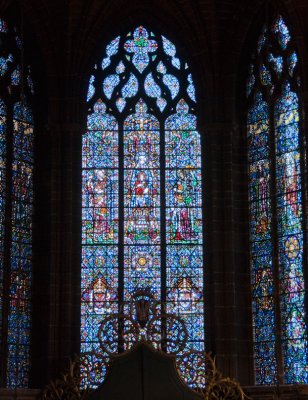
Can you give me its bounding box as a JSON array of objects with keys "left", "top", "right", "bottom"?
[
  {"left": 124, "top": 169, "right": 160, "bottom": 207},
  {"left": 274, "top": 83, "right": 296, "bottom": 114},
  {"left": 166, "top": 207, "right": 202, "bottom": 244},
  {"left": 81, "top": 246, "right": 118, "bottom": 312},
  {"left": 248, "top": 91, "right": 277, "bottom": 384},
  {"left": 11, "top": 67, "right": 20, "bottom": 85},
  {"left": 248, "top": 16, "right": 308, "bottom": 385},
  {"left": 275, "top": 87, "right": 299, "bottom": 156},
  {"left": 87, "top": 101, "right": 118, "bottom": 131},
  {"left": 122, "top": 73, "right": 138, "bottom": 98},
  {"left": 274, "top": 84, "right": 308, "bottom": 383},
  {"left": 268, "top": 54, "right": 283, "bottom": 76},
  {"left": 116, "top": 97, "right": 126, "bottom": 112},
  {"left": 124, "top": 128, "right": 159, "bottom": 169},
  {"left": 102, "top": 57, "right": 111, "bottom": 70},
  {"left": 124, "top": 198, "right": 160, "bottom": 245},
  {"left": 165, "top": 130, "right": 201, "bottom": 169},
  {"left": 106, "top": 37, "right": 120, "bottom": 57},
  {"left": 172, "top": 57, "right": 180, "bottom": 69},
  {"left": 166, "top": 99, "right": 196, "bottom": 129},
  {"left": 249, "top": 162, "right": 271, "bottom": 242},
  {"left": 4, "top": 54, "right": 13, "bottom": 75},
  {"left": 81, "top": 245, "right": 118, "bottom": 367},
  {"left": 0, "top": 56, "right": 10, "bottom": 76},
  {"left": 166, "top": 169, "right": 202, "bottom": 208},
  {"left": 103, "top": 74, "right": 120, "bottom": 99},
  {"left": 165, "top": 101, "right": 199, "bottom": 169},
  {"left": 162, "top": 36, "right": 176, "bottom": 56},
  {"left": 144, "top": 72, "right": 161, "bottom": 98},
  {"left": 157, "top": 61, "right": 166, "bottom": 74},
  {"left": 260, "top": 64, "right": 272, "bottom": 86},
  {"left": 0, "top": 17, "right": 36, "bottom": 389},
  {"left": 272, "top": 16, "right": 291, "bottom": 50},
  {"left": 124, "top": 245, "right": 160, "bottom": 299},
  {"left": 87, "top": 75, "right": 95, "bottom": 101},
  {"left": 166, "top": 245, "right": 203, "bottom": 350},
  {"left": 124, "top": 102, "right": 160, "bottom": 246},
  {"left": 13, "top": 102, "right": 33, "bottom": 124},
  {"left": 83, "top": 130, "right": 118, "bottom": 169},
  {"left": 83, "top": 26, "right": 204, "bottom": 389},
  {"left": 247, "top": 93, "right": 269, "bottom": 163},
  {"left": 187, "top": 74, "right": 196, "bottom": 102},
  {"left": 7, "top": 323, "right": 31, "bottom": 387},
  {"left": 12, "top": 122, "right": 33, "bottom": 164},
  {"left": 116, "top": 61, "right": 125, "bottom": 74},
  {"left": 279, "top": 232, "right": 308, "bottom": 383},
  {"left": 7, "top": 101, "right": 34, "bottom": 388},
  {"left": 251, "top": 242, "right": 277, "bottom": 385},
  {"left": 288, "top": 52, "right": 298, "bottom": 77},
  {"left": 83, "top": 102, "right": 119, "bottom": 245},
  {"left": 124, "top": 100, "right": 159, "bottom": 131},
  {"left": 163, "top": 74, "right": 179, "bottom": 99},
  {"left": 156, "top": 98, "right": 167, "bottom": 112},
  {"left": 276, "top": 152, "right": 301, "bottom": 198},
  {"left": 124, "top": 27, "right": 157, "bottom": 73},
  {"left": 82, "top": 169, "right": 119, "bottom": 244}
]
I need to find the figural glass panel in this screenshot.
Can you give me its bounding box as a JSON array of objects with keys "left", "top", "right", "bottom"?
[
  {"left": 81, "top": 26, "right": 204, "bottom": 386},
  {"left": 247, "top": 15, "right": 308, "bottom": 385},
  {"left": 0, "top": 16, "right": 34, "bottom": 388}
]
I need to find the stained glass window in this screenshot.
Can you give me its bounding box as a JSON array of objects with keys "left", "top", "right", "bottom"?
[
  {"left": 81, "top": 26, "right": 204, "bottom": 386},
  {"left": 247, "top": 15, "right": 308, "bottom": 385},
  {"left": 0, "top": 17, "right": 34, "bottom": 388}
]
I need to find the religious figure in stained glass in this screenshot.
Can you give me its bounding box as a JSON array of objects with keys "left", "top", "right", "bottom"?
[
  {"left": 0, "top": 17, "right": 34, "bottom": 388},
  {"left": 82, "top": 276, "right": 116, "bottom": 314},
  {"left": 247, "top": 14, "right": 308, "bottom": 385},
  {"left": 81, "top": 26, "right": 204, "bottom": 387}
]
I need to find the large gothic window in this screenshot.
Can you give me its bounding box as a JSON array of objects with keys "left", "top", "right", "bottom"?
[
  {"left": 81, "top": 26, "right": 204, "bottom": 385},
  {"left": 0, "top": 18, "right": 34, "bottom": 388},
  {"left": 247, "top": 15, "right": 308, "bottom": 385}
]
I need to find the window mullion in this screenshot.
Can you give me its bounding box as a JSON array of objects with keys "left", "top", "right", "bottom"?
[
  {"left": 159, "top": 121, "right": 166, "bottom": 351},
  {"left": 118, "top": 119, "right": 124, "bottom": 352},
  {"left": 268, "top": 100, "right": 284, "bottom": 384},
  {"left": 160, "top": 123, "right": 166, "bottom": 303}
]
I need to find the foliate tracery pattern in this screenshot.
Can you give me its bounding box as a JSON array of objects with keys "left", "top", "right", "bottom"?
[
  {"left": 247, "top": 15, "right": 308, "bottom": 384},
  {"left": 82, "top": 26, "right": 204, "bottom": 386},
  {"left": 0, "top": 18, "right": 34, "bottom": 388}
]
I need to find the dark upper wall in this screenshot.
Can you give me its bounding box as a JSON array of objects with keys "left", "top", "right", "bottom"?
[{"left": 15, "top": 0, "right": 308, "bottom": 121}]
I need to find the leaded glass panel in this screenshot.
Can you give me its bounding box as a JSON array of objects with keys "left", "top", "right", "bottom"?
[
  {"left": 81, "top": 26, "right": 204, "bottom": 387},
  {"left": 0, "top": 15, "right": 34, "bottom": 388},
  {"left": 247, "top": 14, "right": 308, "bottom": 385}
]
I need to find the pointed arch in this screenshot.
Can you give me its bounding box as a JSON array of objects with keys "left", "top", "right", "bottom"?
[
  {"left": 247, "top": 14, "right": 308, "bottom": 385},
  {"left": 0, "top": 17, "right": 35, "bottom": 388},
  {"left": 81, "top": 26, "right": 204, "bottom": 387}
]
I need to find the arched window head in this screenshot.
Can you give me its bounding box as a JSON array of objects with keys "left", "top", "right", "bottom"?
[
  {"left": 0, "top": 18, "right": 34, "bottom": 388},
  {"left": 247, "top": 15, "right": 308, "bottom": 385},
  {"left": 81, "top": 26, "right": 204, "bottom": 387}
]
